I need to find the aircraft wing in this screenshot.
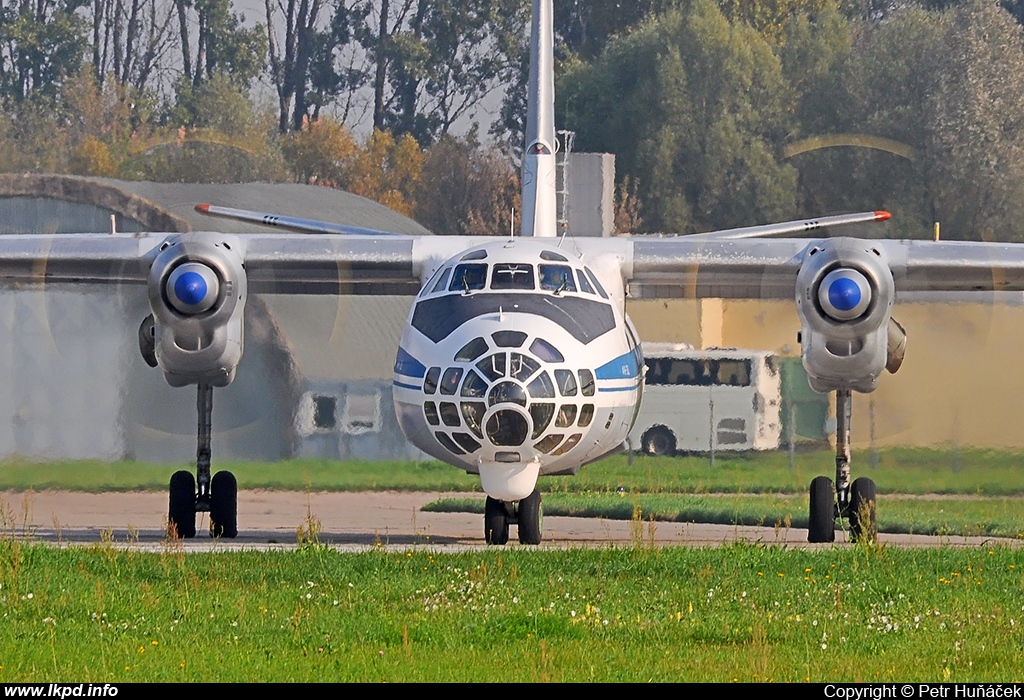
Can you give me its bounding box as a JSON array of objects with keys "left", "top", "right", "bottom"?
[
  {"left": 3, "top": 231, "right": 1024, "bottom": 299},
  {"left": 0, "top": 232, "right": 482, "bottom": 296},
  {"left": 625, "top": 237, "right": 1024, "bottom": 299}
]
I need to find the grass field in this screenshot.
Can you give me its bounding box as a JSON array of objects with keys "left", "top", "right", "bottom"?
[
  {"left": 426, "top": 493, "right": 1024, "bottom": 540},
  {"left": 1, "top": 447, "right": 1023, "bottom": 495},
  {"left": 0, "top": 451, "right": 1021, "bottom": 682},
  {"left": 0, "top": 542, "right": 1019, "bottom": 682}
]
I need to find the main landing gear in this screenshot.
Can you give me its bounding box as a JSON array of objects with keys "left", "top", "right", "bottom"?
[
  {"left": 485, "top": 489, "right": 543, "bottom": 545},
  {"left": 168, "top": 383, "right": 238, "bottom": 538},
  {"left": 808, "top": 389, "right": 878, "bottom": 544}
]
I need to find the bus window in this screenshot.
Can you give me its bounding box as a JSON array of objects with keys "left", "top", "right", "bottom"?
[
  {"left": 667, "top": 359, "right": 704, "bottom": 386},
  {"left": 715, "top": 360, "right": 751, "bottom": 387}
]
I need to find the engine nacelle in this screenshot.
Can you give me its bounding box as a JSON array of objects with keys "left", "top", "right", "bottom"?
[
  {"left": 796, "top": 239, "right": 900, "bottom": 394},
  {"left": 146, "top": 233, "right": 247, "bottom": 388}
]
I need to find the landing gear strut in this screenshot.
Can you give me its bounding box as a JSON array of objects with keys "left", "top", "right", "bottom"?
[
  {"left": 807, "top": 389, "right": 877, "bottom": 543},
  {"left": 484, "top": 489, "right": 543, "bottom": 545},
  {"left": 167, "top": 383, "right": 238, "bottom": 538}
]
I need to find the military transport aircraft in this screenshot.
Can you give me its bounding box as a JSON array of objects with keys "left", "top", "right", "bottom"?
[{"left": 2, "top": 0, "right": 1022, "bottom": 545}]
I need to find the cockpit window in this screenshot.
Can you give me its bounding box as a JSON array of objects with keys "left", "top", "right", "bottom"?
[
  {"left": 576, "top": 269, "right": 595, "bottom": 295},
  {"left": 421, "top": 266, "right": 445, "bottom": 297},
  {"left": 455, "top": 337, "right": 488, "bottom": 362},
  {"left": 579, "top": 369, "right": 596, "bottom": 396},
  {"left": 510, "top": 353, "right": 540, "bottom": 381},
  {"left": 461, "top": 249, "right": 487, "bottom": 261},
  {"left": 431, "top": 267, "right": 452, "bottom": 294},
  {"left": 492, "top": 331, "right": 527, "bottom": 348},
  {"left": 540, "top": 265, "right": 577, "bottom": 293},
  {"left": 540, "top": 250, "right": 568, "bottom": 262},
  {"left": 527, "top": 372, "right": 556, "bottom": 399},
  {"left": 584, "top": 267, "right": 608, "bottom": 299},
  {"left": 424, "top": 367, "right": 440, "bottom": 394},
  {"left": 529, "top": 338, "right": 563, "bottom": 363},
  {"left": 439, "top": 367, "right": 463, "bottom": 395},
  {"left": 555, "top": 369, "right": 578, "bottom": 396},
  {"left": 491, "top": 263, "right": 535, "bottom": 290},
  {"left": 460, "top": 370, "right": 488, "bottom": 398},
  {"left": 449, "top": 264, "right": 487, "bottom": 292},
  {"left": 477, "top": 353, "right": 506, "bottom": 381}
]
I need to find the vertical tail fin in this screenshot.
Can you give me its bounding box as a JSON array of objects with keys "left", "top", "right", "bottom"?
[{"left": 520, "top": 0, "right": 557, "bottom": 238}]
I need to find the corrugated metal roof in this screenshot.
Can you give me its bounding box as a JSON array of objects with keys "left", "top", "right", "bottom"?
[{"left": 94, "top": 179, "right": 433, "bottom": 236}]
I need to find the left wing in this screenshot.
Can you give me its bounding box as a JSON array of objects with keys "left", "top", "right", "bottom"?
[{"left": 624, "top": 236, "right": 1024, "bottom": 299}]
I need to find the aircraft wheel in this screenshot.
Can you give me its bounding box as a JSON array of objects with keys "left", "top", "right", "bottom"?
[
  {"left": 210, "top": 470, "right": 238, "bottom": 538},
  {"left": 168, "top": 470, "right": 197, "bottom": 539},
  {"left": 807, "top": 476, "right": 835, "bottom": 543},
  {"left": 517, "top": 489, "right": 543, "bottom": 545},
  {"left": 484, "top": 497, "right": 509, "bottom": 545},
  {"left": 849, "top": 477, "right": 878, "bottom": 544},
  {"left": 641, "top": 426, "right": 676, "bottom": 456}
]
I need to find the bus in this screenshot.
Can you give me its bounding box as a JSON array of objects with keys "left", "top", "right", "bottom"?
[{"left": 629, "top": 343, "right": 782, "bottom": 455}]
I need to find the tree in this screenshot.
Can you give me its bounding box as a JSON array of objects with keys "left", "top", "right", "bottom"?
[
  {"left": 0, "top": 0, "right": 87, "bottom": 104},
  {"left": 175, "top": 0, "right": 266, "bottom": 89},
  {"left": 925, "top": 0, "right": 1024, "bottom": 239},
  {"left": 414, "top": 133, "right": 518, "bottom": 235},
  {"left": 281, "top": 115, "right": 361, "bottom": 183},
  {"left": 266, "top": 0, "right": 366, "bottom": 133},
  {"left": 358, "top": 0, "right": 526, "bottom": 145},
  {"left": 89, "top": 0, "right": 177, "bottom": 92},
  {"left": 560, "top": 0, "right": 798, "bottom": 233}
]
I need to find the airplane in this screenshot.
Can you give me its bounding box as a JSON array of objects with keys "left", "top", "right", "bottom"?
[{"left": 4, "top": 0, "right": 1024, "bottom": 545}]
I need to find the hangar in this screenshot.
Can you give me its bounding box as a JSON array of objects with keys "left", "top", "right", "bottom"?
[{"left": 0, "top": 174, "right": 430, "bottom": 463}]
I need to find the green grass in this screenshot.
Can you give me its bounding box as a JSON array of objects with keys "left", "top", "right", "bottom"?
[
  {"left": 0, "top": 543, "right": 1020, "bottom": 681},
  {"left": 425, "top": 493, "right": 1024, "bottom": 540},
  {"left": 541, "top": 447, "right": 1024, "bottom": 496},
  {"left": 0, "top": 458, "right": 481, "bottom": 493},
  {"left": 1, "top": 447, "right": 1023, "bottom": 495}
]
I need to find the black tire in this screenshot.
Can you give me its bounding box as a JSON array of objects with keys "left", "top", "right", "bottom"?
[
  {"left": 168, "top": 470, "right": 196, "bottom": 539},
  {"left": 517, "top": 489, "right": 543, "bottom": 545},
  {"left": 210, "top": 471, "right": 238, "bottom": 538},
  {"left": 641, "top": 426, "right": 676, "bottom": 456},
  {"left": 484, "top": 496, "right": 509, "bottom": 545},
  {"left": 808, "top": 476, "right": 835, "bottom": 543},
  {"left": 849, "top": 477, "right": 878, "bottom": 544}
]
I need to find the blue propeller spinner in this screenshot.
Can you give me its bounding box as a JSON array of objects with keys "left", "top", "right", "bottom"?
[
  {"left": 166, "top": 262, "right": 220, "bottom": 315},
  {"left": 818, "top": 268, "right": 871, "bottom": 321}
]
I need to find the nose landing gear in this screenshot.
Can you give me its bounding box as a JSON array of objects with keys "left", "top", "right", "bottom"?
[
  {"left": 807, "top": 389, "right": 877, "bottom": 543},
  {"left": 167, "top": 383, "right": 238, "bottom": 538},
  {"left": 485, "top": 489, "right": 543, "bottom": 545}
]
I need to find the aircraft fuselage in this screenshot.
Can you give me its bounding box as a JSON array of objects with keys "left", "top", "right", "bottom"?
[{"left": 393, "top": 238, "right": 643, "bottom": 501}]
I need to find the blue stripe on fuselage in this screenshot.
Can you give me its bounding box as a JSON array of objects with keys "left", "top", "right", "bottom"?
[
  {"left": 599, "top": 380, "right": 642, "bottom": 393},
  {"left": 394, "top": 346, "right": 427, "bottom": 378},
  {"left": 595, "top": 347, "right": 641, "bottom": 381}
]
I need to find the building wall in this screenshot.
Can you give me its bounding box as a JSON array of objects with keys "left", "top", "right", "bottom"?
[{"left": 626, "top": 297, "right": 1024, "bottom": 450}]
